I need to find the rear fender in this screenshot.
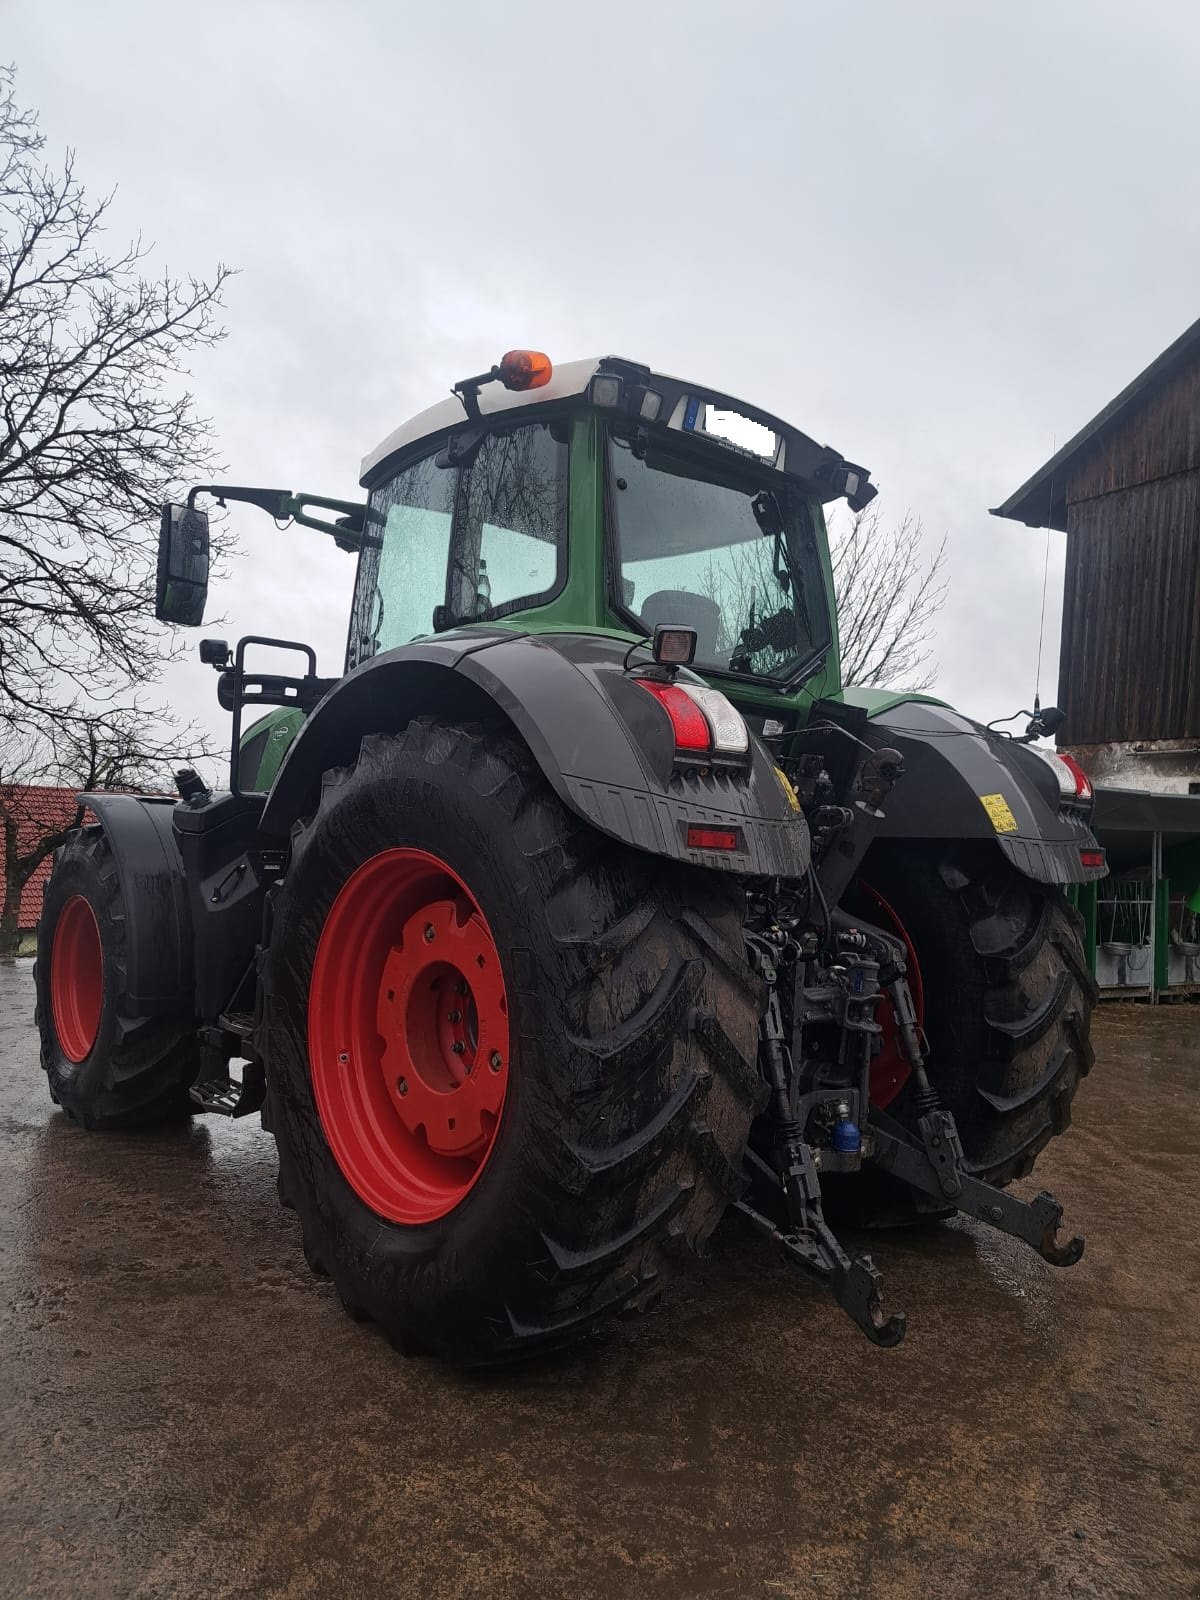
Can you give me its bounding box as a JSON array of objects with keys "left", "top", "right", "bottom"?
[
  {"left": 75, "top": 794, "right": 194, "bottom": 1014},
  {"left": 837, "top": 697, "right": 1105, "bottom": 885},
  {"left": 259, "top": 630, "right": 809, "bottom": 878}
]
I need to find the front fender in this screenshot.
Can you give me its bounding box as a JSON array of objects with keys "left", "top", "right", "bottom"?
[
  {"left": 847, "top": 698, "right": 1106, "bottom": 885},
  {"left": 260, "top": 629, "right": 809, "bottom": 878},
  {"left": 75, "top": 793, "right": 194, "bottom": 1013}
]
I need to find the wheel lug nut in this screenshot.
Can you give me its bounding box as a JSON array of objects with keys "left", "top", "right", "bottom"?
[
  {"left": 397, "top": 1078, "right": 409, "bottom": 1096},
  {"left": 452, "top": 1041, "right": 465, "bottom": 1056},
  {"left": 423, "top": 924, "right": 436, "bottom": 943},
  {"left": 447, "top": 1009, "right": 462, "bottom": 1023},
  {"left": 489, "top": 1052, "right": 503, "bottom": 1073}
]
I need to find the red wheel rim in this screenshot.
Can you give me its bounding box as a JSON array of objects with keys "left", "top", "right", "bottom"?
[
  {"left": 308, "top": 847, "right": 510, "bottom": 1224},
  {"left": 50, "top": 894, "right": 104, "bottom": 1064},
  {"left": 858, "top": 884, "right": 924, "bottom": 1109}
]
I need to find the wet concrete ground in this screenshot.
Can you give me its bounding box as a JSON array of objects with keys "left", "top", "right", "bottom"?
[{"left": 1, "top": 958, "right": 1197, "bottom": 1600}]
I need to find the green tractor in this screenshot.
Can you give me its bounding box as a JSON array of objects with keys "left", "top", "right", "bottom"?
[{"left": 36, "top": 351, "right": 1102, "bottom": 1361}]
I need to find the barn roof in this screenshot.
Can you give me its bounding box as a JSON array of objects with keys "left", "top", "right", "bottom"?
[{"left": 991, "top": 315, "right": 1200, "bottom": 531}]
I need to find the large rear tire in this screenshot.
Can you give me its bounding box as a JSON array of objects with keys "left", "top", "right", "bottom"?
[
  {"left": 35, "top": 827, "right": 199, "bottom": 1129},
  {"left": 259, "top": 719, "right": 765, "bottom": 1365},
  {"left": 862, "top": 841, "right": 1097, "bottom": 1184}
]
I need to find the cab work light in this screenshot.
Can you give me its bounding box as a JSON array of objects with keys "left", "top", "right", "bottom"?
[
  {"left": 589, "top": 374, "right": 623, "bottom": 407},
  {"left": 652, "top": 625, "right": 697, "bottom": 666}
]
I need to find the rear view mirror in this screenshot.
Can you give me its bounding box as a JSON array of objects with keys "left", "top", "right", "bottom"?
[{"left": 155, "top": 503, "right": 210, "bottom": 625}]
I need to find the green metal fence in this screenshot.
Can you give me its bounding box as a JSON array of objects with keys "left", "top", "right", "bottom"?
[{"left": 1070, "top": 793, "right": 1200, "bottom": 1000}]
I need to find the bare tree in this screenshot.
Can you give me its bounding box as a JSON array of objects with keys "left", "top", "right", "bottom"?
[
  {"left": 687, "top": 498, "right": 947, "bottom": 690},
  {"left": 0, "top": 65, "right": 230, "bottom": 949},
  {"left": 0, "top": 63, "right": 231, "bottom": 739},
  {"left": 0, "top": 707, "right": 201, "bottom": 954},
  {"left": 829, "top": 506, "right": 947, "bottom": 690}
]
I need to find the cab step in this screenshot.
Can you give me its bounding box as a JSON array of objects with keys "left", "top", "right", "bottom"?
[{"left": 189, "top": 1059, "right": 265, "bottom": 1117}]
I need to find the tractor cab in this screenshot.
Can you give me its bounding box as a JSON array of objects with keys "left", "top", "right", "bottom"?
[
  {"left": 155, "top": 353, "right": 883, "bottom": 794},
  {"left": 349, "top": 353, "right": 875, "bottom": 704}
]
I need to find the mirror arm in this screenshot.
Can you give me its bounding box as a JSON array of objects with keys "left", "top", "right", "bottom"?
[
  {"left": 187, "top": 483, "right": 291, "bottom": 517},
  {"left": 185, "top": 484, "right": 380, "bottom": 553},
  {"left": 435, "top": 426, "right": 487, "bottom": 470},
  {"left": 279, "top": 493, "right": 380, "bottom": 552}
]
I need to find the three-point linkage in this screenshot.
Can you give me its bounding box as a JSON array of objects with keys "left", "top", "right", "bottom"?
[{"left": 739, "top": 909, "right": 1083, "bottom": 1348}]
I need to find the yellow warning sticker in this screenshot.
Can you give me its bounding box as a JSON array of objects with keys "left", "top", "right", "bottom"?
[
  {"left": 980, "top": 792, "right": 1019, "bottom": 834},
  {"left": 775, "top": 766, "right": 802, "bottom": 813}
]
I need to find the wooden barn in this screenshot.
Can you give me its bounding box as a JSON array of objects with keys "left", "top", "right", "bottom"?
[
  {"left": 993, "top": 316, "right": 1200, "bottom": 794},
  {"left": 995, "top": 319, "right": 1200, "bottom": 997}
]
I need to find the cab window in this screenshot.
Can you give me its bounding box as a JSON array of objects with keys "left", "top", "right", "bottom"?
[
  {"left": 348, "top": 453, "right": 455, "bottom": 664},
  {"left": 349, "top": 421, "right": 567, "bottom": 667},
  {"left": 449, "top": 422, "right": 567, "bottom": 622}
]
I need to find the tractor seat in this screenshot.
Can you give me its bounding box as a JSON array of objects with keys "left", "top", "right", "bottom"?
[{"left": 638, "top": 590, "right": 722, "bottom": 662}]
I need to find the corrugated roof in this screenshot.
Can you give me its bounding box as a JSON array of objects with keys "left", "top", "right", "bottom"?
[
  {"left": 1092, "top": 785, "right": 1200, "bottom": 835},
  {"left": 991, "top": 315, "right": 1200, "bottom": 531}
]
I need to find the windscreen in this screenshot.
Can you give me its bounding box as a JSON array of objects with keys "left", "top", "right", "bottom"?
[{"left": 608, "top": 433, "right": 832, "bottom": 682}]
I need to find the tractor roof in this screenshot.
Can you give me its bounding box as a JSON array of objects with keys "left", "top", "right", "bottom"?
[
  {"left": 359, "top": 354, "right": 874, "bottom": 509},
  {"left": 360, "top": 358, "right": 607, "bottom": 482}
]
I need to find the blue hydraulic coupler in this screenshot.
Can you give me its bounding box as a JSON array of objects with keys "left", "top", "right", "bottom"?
[{"left": 832, "top": 1118, "right": 862, "bottom": 1155}]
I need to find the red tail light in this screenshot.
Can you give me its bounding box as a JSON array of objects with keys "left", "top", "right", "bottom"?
[
  {"left": 636, "top": 678, "right": 750, "bottom": 760},
  {"left": 1057, "top": 752, "right": 1093, "bottom": 801},
  {"left": 1030, "top": 746, "right": 1094, "bottom": 804},
  {"left": 636, "top": 680, "right": 710, "bottom": 751},
  {"left": 1079, "top": 849, "right": 1105, "bottom": 869}
]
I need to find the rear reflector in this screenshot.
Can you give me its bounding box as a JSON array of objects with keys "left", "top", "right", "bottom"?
[
  {"left": 686, "top": 825, "right": 740, "bottom": 851},
  {"left": 1079, "top": 849, "right": 1105, "bottom": 868},
  {"left": 637, "top": 680, "right": 710, "bottom": 750}
]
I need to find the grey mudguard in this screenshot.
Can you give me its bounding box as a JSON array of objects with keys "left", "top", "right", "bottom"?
[
  {"left": 76, "top": 793, "right": 194, "bottom": 1013},
  {"left": 259, "top": 629, "right": 809, "bottom": 878},
  {"left": 860, "top": 701, "right": 1105, "bottom": 885}
]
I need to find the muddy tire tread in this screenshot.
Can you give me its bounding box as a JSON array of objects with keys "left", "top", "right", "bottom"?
[
  {"left": 264, "top": 718, "right": 765, "bottom": 1364},
  {"left": 35, "top": 826, "right": 198, "bottom": 1130},
  {"left": 867, "top": 841, "right": 1097, "bottom": 1186}
]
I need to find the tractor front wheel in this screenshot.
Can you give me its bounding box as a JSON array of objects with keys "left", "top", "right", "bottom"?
[
  {"left": 259, "top": 719, "right": 765, "bottom": 1364},
  {"left": 35, "top": 827, "right": 199, "bottom": 1129}
]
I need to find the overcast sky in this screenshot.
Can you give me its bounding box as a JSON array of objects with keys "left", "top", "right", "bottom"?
[{"left": 8, "top": 0, "right": 1200, "bottom": 764}]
